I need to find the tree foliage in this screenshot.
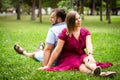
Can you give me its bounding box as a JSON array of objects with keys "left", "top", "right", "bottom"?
[
  {"left": 0, "top": 0, "right": 119, "bottom": 23},
  {"left": 57, "top": 0, "right": 71, "bottom": 12},
  {"left": 43, "top": 0, "right": 61, "bottom": 8},
  {"left": 0, "top": 0, "right": 12, "bottom": 12}
]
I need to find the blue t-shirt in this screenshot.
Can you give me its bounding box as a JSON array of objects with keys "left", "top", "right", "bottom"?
[{"left": 46, "top": 22, "right": 66, "bottom": 47}]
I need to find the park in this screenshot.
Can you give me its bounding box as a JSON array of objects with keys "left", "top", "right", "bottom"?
[{"left": 0, "top": 0, "right": 120, "bottom": 80}]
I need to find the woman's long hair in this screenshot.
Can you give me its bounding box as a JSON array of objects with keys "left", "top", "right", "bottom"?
[{"left": 65, "top": 11, "right": 77, "bottom": 36}]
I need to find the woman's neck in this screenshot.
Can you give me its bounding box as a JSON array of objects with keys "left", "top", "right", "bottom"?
[{"left": 74, "top": 26, "right": 81, "bottom": 32}]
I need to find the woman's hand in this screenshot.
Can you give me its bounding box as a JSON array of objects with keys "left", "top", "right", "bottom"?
[
  {"left": 38, "top": 66, "right": 49, "bottom": 70},
  {"left": 88, "top": 54, "right": 96, "bottom": 63}
]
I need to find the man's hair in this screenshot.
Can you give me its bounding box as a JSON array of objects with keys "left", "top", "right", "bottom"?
[{"left": 52, "top": 8, "right": 66, "bottom": 22}]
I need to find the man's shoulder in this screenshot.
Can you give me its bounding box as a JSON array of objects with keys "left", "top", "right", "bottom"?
[
  {"left": 53, "top": 22, "right": 66, "bottom": 27},
  {"left": 50, "top": 22, "right": 66, "bottom": 30}
]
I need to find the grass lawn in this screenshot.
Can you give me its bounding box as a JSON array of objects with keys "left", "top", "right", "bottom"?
[{"left": 0, "top": 14, "right": 120, "bottom": 80}]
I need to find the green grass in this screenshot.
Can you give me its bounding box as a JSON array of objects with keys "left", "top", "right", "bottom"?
[{"left": 0, "top": 14, "right": 120, "bottom": 80}]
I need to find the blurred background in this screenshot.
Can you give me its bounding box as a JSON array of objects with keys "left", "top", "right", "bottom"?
[
  {"left": 0, "top": 0, "right": 120, "bottom": 23},
  {"left": 0, "top": 0, "right": 120, "bottom": 80}
]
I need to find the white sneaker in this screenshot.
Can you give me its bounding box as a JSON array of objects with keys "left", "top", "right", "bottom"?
[
  {"left": 36, "top": 42, "right": 45, "bottom": 51},
  {"left": 100, "top": 71, "right": 116, "bottom": 78}
]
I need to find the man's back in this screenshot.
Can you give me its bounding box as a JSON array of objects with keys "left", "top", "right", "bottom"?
[{"left": 46, "top": 22, "right": 66, "bottom": 46}]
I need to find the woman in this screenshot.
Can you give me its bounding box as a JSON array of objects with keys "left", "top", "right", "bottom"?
[{"left": 39, "top": 11, "right": 116, "bottom": 77}]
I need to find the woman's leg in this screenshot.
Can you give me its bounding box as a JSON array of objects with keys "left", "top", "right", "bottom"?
[
  {"left": 83, "top": 55, "right": 98, "bottom": 71},
  {"left": 79, "top": 64, "right": 92, "bottom": 74},
  {"left": 83, "top": 55, "right": 101, "bottom": 76},
  {"left": 79, "top": 64, "right": 116, "bottom": 77}
]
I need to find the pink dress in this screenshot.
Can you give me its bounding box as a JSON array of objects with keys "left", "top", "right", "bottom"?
[{"left": 46, "top": 28, "right": 112, "bottom": 71}]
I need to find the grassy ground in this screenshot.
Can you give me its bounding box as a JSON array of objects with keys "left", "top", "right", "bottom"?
[{"left": 0, "top": 14, "right": 120, "bottom": 80}]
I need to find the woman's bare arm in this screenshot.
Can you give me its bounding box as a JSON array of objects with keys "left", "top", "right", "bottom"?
[{"left": 47, "top": 39, "right": 65, "bottom": 67}]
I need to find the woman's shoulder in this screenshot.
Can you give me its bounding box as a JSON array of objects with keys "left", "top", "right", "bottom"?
[
  {"left": 58, "top": 27, "right": 68, "bottom": 40},
  {"left": 61, "top": 27, "right": 67, "bottom": 33},
  {"left": 80, "top": 27, "right": 90, "bottom": 35}
]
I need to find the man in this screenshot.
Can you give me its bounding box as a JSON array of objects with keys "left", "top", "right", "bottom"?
[{"left": 14, "top": 8, "right": 66, "bottom": 66}]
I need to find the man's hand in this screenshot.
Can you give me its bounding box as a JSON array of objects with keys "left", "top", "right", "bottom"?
[{"left": 38, "top": 66, "right": 49, "bottom": 70}]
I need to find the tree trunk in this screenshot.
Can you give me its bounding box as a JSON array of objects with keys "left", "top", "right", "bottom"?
[
  {"left": 100, "top": 0, "right": 102, "bottom": 21},
  {"left": 106, "top": 0, "right": 111, "bottom": 24},
  {"left": 0, "top": 0, "right": 2, "bottom": 12},
  {"left": 31, "top": 0, "right": 35, "bottom": 20},
  {"left": 39, "top": 0, "right": 42, "bottom": 23},
  {"left": 106, "top": 0, "right": 109, "bottom": 20},
  {"left": 91, "top": 0, "right": 95, "bottom": 15},
  {"left": 80, "top": 0, "right": 84, "bottom": 20},
  {"left": 80, "top": 0, "right": 84, "bottom": 14},
  {"left": 16, "top": 3, "right": 21, "bottom": 20}
]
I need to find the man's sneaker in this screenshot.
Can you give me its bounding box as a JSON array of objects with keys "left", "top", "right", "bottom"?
[{"left": 36, "top": 42, "right": 45, "bottom": 51}]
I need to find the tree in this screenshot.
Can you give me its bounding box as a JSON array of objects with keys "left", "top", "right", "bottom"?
[
  {"left": 57, "top": 0, "right": 70, "bottom": 12},
  {"left": 43, "top": 0, "right": 61, "bottom": 14},
  {"left": 38, "top": 0, "right": 42, "bottom": 23},
  {"left": 31, "top": 0, "right": 35, "bottom": 20},
  {"left": 23, "top": 0, "right": 37, "bottom": 20},
  {"left": 0, "top": 0, "right": 12, "bottom": 12},
  {"left": 111, "top": 0, "right": 120, "bottom": 15},
  {"left": 100, "top": 0, "right": 102, "bottom": 21},
  {"left": 80, "top": 0, "right": 84, "bottom": 20},
  {"left": 106, "top": 0, "right": 111, "bottom": 24},
  {"left": 43, "top": 0, "right": 60, "bottom": 8},
  {"left": 11, "top": 0, "right": 23, "bottom": 20},
  {"left": 0, "top": 0, "right": 2, "bottom": 12},
  {"left": 90, "top": 0, "right": 95, "bottom": 15},
  {"left": 80, "top": 0, "right": 84, "bottom": 14},
  {"left": 16, "top": 2, "right": 21, "bottom": 20},
  {"left": 75, "top": 0, "right": 80, "bottom": 12}
]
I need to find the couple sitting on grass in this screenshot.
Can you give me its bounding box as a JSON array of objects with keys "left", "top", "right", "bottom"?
[{"left": 14, "top": 8, "right": 116, "bottom": 78}]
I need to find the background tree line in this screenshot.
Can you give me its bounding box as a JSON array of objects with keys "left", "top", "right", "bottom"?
[{"left": 0, "top": 0, "right": 120, "bottom": 23}]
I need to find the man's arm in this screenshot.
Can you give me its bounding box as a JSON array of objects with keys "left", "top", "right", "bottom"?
[{"left": 43, "top": 44, "right": 54, "bottom": 66}]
